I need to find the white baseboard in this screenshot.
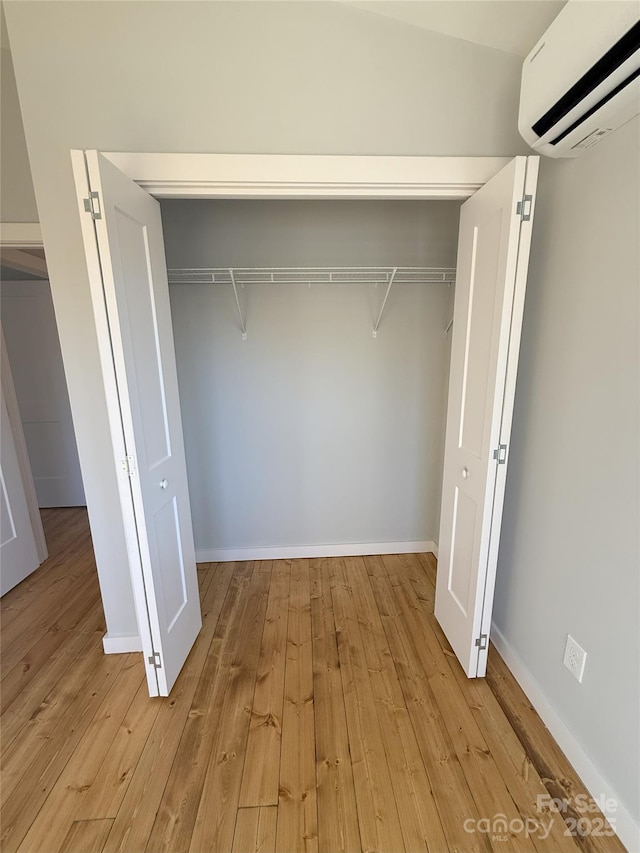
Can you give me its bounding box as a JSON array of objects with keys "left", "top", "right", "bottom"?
[
  {"left": 195, "top": 540, "right": 437, "bottom": 563},
  {"left": 102, "top": 633, "right": 143, "bottom": 654},
  {"left": 491, "top": 624, "right": 639, "bottom": 853}
]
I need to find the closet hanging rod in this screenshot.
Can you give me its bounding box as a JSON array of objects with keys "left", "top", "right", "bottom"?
[{"left": 167, "top": 265, "right": 456, "bottom": 287}]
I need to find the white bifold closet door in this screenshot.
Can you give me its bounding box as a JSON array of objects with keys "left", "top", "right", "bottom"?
[
  {"left": 436, "top": 155, "right": 539, "bottom": 678},
  {"left": 72, "top": 151, "right": 201, "bottom": 697},
  {"left": 0, "top": 378, "right": 41, "bottom": 597}
]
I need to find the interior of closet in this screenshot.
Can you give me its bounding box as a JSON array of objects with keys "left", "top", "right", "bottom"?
[{"left": 159, "top": 199, "right": 462, "bottom": 557}]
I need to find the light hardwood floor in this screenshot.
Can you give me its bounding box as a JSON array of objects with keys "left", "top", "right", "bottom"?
[{"left": 1, "top": 509, "right": 623, "bottom": 853}]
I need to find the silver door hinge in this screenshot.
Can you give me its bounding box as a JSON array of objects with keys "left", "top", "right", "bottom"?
[
  {"left": 121, "top": 455, "right": 136, "bottom": 477},
  {"left": 475, "top": 634, "right": 488, "bottom": 650},
  {"left": 493, "top": 444, "right": 507, "bottom": 465},
  {"left": 148, "top": 651, "right": 162, "bottom": 669},
  {"left": 516, "top": 194, "right": 533, "bottom": 221},
  {"left": 83, "top": 191, "right": 102, "bottom": 220}
]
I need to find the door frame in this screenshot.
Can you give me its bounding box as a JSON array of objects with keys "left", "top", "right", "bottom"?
[
  {"left": 0, "top": 226, "right": 48, "bottom": 564},
  {"left": 0, "top": 223, "right": 42, "bottom": 247},
  {"left": 65, "top": 152, "right": 515, "bottom": 656},
  {"left": 84, "top": 152, "right": 511, "bottom": 561},
  {"left": 1, "top": 329, "right": 48, "bottom": 564},
  {"left": 102, "top": 153, "right": 510, "bottom": 200}
]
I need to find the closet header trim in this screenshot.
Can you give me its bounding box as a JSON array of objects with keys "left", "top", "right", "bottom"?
[{"left": 103, "top": 153, "right": 510, "bottom": 199}]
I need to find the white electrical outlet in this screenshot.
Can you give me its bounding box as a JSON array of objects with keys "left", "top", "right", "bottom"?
[{"left": 563, "top": 634, "right": 587, "bottom": 683}]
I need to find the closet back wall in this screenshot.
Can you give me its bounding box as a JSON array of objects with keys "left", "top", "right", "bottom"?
[{"left": 161, "top": 200, "right": 460, "bottom": 556}]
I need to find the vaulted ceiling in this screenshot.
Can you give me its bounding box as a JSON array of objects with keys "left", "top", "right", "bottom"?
[
  {"left": 344, "top": 1, "right": 567, "bottom": 57},
  {"left": 2, "top": 2, "right": 567, "bottom": 58}
]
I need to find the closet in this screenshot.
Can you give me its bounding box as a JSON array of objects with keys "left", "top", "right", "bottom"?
[
  {"left": 159, "top": 199, "right": 461, "bottom": 562},
  {"left": 71, "top": 150, "right": 538, "bottom": 695}
]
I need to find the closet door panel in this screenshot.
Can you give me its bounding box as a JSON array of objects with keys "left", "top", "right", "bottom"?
[
  {"left": 0, "top": 382, "right": 41, "bottom": 597},
  {"left": 73, "top": 150, "right": 201, "bottom": 697},
  {"left": 435, "top": 155, "right": 539, "bottom": 678}
]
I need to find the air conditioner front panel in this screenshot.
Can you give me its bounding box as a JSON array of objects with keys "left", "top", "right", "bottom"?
[
  {"left": 521, "top": 2, "right": 640, "bottom": 123},
  {"left": 519, "top": 1, "right": 640, "bottom": 158}
]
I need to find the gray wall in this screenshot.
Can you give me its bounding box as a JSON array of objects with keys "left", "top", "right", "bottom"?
[
  {"left": 0, "top": 41, "right": 38, "bottom": 223},
  {"left": 162, "top": 199, "right": 459, "bottom": 551},
  {"left": 3, "top": 0, "right": 524, "bottom": 638},
  {"left": 494, "top": 116, "right": 640, "bottom": 827}
]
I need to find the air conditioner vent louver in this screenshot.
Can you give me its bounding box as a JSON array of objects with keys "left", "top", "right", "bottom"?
[
  {"left": 532, "top": 21, "right": 640, "bottom": 138},
  {"left": 550, "top": 66, "right": 640, "bottom": 147}
]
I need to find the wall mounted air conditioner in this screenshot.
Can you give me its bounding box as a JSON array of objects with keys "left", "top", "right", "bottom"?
[{"left": 519, "top": 1, "right": 640, "bottom": 158}]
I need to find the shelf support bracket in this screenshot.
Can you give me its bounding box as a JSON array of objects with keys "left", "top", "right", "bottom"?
[
  {"left": 229, "top": 268, "right": 247, "bottom": 340},
  {"left": 373, "top": 267, "right": 398, "bottom": 338}
]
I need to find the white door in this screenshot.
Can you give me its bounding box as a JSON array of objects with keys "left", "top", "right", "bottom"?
[
  {"left": 72, "top": 150, "right": 201, "bottom": 697},
  {"left": 435, "top": 155, "right": 539, "bottom": 678},
  {"left": 1, "top": 280, "right": 85, "bottom": 507},
  {"left": 0, "top": 383, "right": 40, "bottom": 596}
]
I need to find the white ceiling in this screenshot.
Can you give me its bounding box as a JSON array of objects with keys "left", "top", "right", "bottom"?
[
  {"left": 1, "top": 2, "right": 566, "bottom": 58},
  {"left": 0, "top": 0, "right": 566, "bottom": 57},
  {"left": 344, "top": 0, "right": 567, "bottom": 57},
  {"left": 0, "top": 4, "right": 10, "bottom": 51}
]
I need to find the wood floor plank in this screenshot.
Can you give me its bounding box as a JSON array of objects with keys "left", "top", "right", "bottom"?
[
  {"left": 310, "top": 558, "right": 361, "bottom": 853},
  {"left": 1, "top": 511, "right": 623, "bottom": 853},
  {"left": 366, "top": 555, "right": 490, "bottom": 853},
  {"left": 14, "top": 657, "right": 146, "bottom": 853},
  {"left": 0, "top": 551, "right": 96, "bottom": 669},
  {"left": 0, "top": 510, "right": 93, "bottom": 639},
  {"left": 405, "top": 550, "right": 437, "bottom": 604},
  {"left": 58, "top": 819, "right": 113, "bottom": 853},
  {"left": 276, "top": 559, "right": 318, "bottom": 853},
  {"left": 104, "top": 562, "right": 237, "bottom": 853},
  {"left": 139, "top": 562, "right": 251, "bottom": 853},
  {"left": 188, "top": 571, "right": 271, "bottom": 853},
  {"left": 349, "top": 556, "right": 449, "bottom": 853},
  {"left": 417, "top": 550, "right": 438, "bottom": 588},
  {"left": 443, "top": 633, "right": 583, "bottom": 853},
  {"left": 486, "top": 650, "right": 625, "bottom": 853},
  {"left": 330, "top": 558, "right": 405, "bottom": 853},
  {"left": 2, "top": 589, "right": 107, "bottom": 793},
  {"left": 74, "top": 672, "right": 162, "bottom": 821},
  {"left": 1, "top": 605, "right": 105, "bottom": 766},
  {"left": 387, "top": 554, "right": 539, "bottom": 853},
  {"left": 239, "top": 560, "right": 289, "bottom": 807},
  {"left": 0, "top": 571, "right": 101, "bottom": 710},
  {"left": 196, "top": 563, "right": 211, "bottom": 591},
  {"left": 69, "top": 563, "right": 212, "bottom": 832},
  {"left": 404, "top": 554, "right": 577, "bottom": 853},
  {"left": 1, "top": 652, "right": 130, "bottom": 853},
  {"left": 232, "top": 806, "right": 277, "bottom": 853}
]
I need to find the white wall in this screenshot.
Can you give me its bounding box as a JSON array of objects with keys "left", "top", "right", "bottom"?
[
  {"left": 3, "top": 0, "right": 524, "bottom": 636},
  {"left": 494, "top": 116, "right": 640, "bottom": 839},
  {"left": 0, "top": 40, "right": 37, "bottom": 223},
  {"left": 161, "top": 199, "right": 462, "bottom": 268},
  {"left": 162, "top": 199, "right": 458, "bottom": 553},
  {"left": 1, "top": 280, "right": 86, "bottom": 508}
]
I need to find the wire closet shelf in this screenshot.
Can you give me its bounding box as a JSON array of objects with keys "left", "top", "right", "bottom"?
[
  {"left": 167, "top": 266, "right": 456, "bottom": 287},
  {"left": 166, "top": 266, "right": 456, "bottom": 339}
]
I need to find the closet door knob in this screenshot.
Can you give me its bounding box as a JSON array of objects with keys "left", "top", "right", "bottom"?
[
  {"left": 160, "top": 479, "right": 168, "bottom": 490},
  {"left": 461, "top": 467, "right": 470, "bottom": 479}
]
